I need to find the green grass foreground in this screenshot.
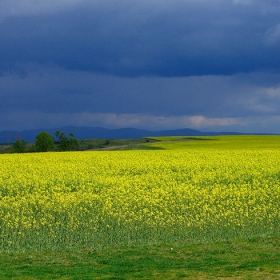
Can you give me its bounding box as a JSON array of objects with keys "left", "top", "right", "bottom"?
[{"left": 1, "top": 236, "right": 280, "bottom": 279}]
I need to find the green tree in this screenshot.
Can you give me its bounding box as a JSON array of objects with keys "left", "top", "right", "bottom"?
[
  {"left": 55, "top": 130, "right": 79, "bottom": 151},
  {"left": 35, "top": 132, "right": 55, "bottom": 152},
  {"left": 12, "top": 139, "right": 28, "bottom": 153}
]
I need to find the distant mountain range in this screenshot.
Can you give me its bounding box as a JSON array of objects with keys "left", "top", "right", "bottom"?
[{"left": 0, "top": 126, "right": 255, "bottom": 143}]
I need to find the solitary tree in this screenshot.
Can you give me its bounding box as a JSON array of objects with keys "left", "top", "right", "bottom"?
[
  {"left": 35, "top": 132, "right": 55, "bottom": 152},
  {"left": 12, "top": 139, "right": 28, "bottom": 153},
  {"left": 55, "top": 130, "right": 79, "bottom": 151}
]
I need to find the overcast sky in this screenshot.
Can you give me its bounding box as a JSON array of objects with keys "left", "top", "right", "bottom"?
[{"left": 1, "top": 0, "right": 280, "bottom": 133}]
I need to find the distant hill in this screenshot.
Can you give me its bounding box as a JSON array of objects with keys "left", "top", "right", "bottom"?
[{"left": 0, "top": 126, "right": 245, "bottom": 143}]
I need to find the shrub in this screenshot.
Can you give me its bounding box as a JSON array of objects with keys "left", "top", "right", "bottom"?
[
  {"left": 55, "top": 130, "right": 79, "bottom": 151},
  {"left": 35, "top": 132, "right": 55, "bottom": 152},
  {"left": 12, "top": 139, "right": 28, "bottom": 153}
]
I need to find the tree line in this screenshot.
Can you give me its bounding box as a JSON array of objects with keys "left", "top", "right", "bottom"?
[{"left": 12, "top": 130, "right": 79, "bottom": 153}]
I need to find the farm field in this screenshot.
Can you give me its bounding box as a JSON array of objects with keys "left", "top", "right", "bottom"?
[{"left": 1, "top": 135, "right": 280, "bottom": 278}]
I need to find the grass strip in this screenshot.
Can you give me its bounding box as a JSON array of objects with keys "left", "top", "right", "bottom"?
[{"left": 1, "top": 236, "right": 280, "bottom": 279}]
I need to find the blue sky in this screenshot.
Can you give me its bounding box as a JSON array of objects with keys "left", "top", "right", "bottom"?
[{"left": 1, "top": 0, "right": 280, "bottom": 133}]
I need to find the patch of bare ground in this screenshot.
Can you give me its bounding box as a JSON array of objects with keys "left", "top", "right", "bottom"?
[{"left": 98, "top": 145, "right": 128, "bottom": 150}]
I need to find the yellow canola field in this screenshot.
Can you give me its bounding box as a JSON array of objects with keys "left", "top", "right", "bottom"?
[{"left": 1, "top": 146, "right": 280, "bottom": 251}]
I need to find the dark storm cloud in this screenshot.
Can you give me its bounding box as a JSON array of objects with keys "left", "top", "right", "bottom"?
[
  {"left": 1, "top": 0, "right": 280, "bottom": 134},
  {"left": 1, "top": 66, "right": 280, "bottom": 132},
  {"left": 1, "top": 0, "right": 280, "bottom": 77},
  {"left": 1, "top": 66, "right": 279, "bottom": 118}
]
